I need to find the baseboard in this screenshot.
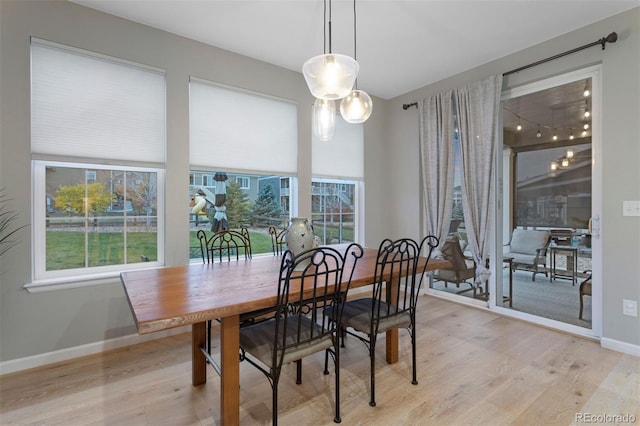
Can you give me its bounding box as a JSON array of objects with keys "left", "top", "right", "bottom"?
[
  {"left": 0, "top": 325, "right": 190, "bottom": 376},
  {"left": 601, "top": 337, "right": 640, "bottom": 357}
]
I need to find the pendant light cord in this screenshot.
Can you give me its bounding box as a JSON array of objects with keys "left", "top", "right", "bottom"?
[
  {"left": 353, "top": 0, "right": 358, "bottom": 89},
  {"left": 328, "top": 0, "right": 332, "bottom": 53},
  {"left": 323, "top": 0, "right": 327, "bottom": 54}
]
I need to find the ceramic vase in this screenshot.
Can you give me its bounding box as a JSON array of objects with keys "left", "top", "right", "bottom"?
[{"left": 285, "top": 217, "right": 314, "bottom": 258}]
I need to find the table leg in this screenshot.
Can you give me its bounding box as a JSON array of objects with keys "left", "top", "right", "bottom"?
[
  {"left": 385, "top": 329, "right": 399, "bottom": 363},
  {"left": 192, "top": 322, "right": 207, "bottom": 386},
  {"left": 220, "top": 315, "right": 240, "bottom": 425},
  {"left": 384, "top": 271, "right": 401, "bottom": 364}
]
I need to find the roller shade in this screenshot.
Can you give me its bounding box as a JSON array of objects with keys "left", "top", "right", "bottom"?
[
  {"left": 312, "top": 116, "right": 363, "bottom": 179},
  {"left": 190, "top": 80, "right": 298, "bottom": 174},
  {"left": 31, "top": 39, "right": 166, "bottom": 163}
]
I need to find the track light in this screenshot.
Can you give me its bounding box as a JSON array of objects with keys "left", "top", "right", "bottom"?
[
  {"left": 584, "top": 81, "right": 590, "bottom": 97},
  {"left": 536, "top": 126, "right": 542, "bottom": 138},
  {"left": 550, "top": 162, "right": 558, "bottom": 171},
  {"left": 569, "top": 129, "right": 574, "bottom": 140},
  {"left": 566, "top": 149, "right": 574, "bottom": 159},
  {"left": 584, "top": 123, "right": 589, "bottom": 130},
  {"left": 582, "top": 129, "right": 588, "bottom": 137},
  {"left": 561, "top": 158, "right": 569, "bottom": 168}
]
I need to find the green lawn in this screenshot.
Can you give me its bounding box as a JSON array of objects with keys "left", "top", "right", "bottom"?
[{"left": 46, "top": 229, "right": 276, "bottom": 270}]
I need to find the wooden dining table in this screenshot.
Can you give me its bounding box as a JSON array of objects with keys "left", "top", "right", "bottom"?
[{"left": 120, "top": 246, "right": 450, "bottom": 425}]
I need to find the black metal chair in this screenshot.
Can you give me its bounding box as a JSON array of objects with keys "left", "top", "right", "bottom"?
[
  {"left": 197, "top": 228, "right": 251, "bottom": 263},
  {"left": 196, "top": 228, "right": 254, "bottom": 366},
  {"left": 239, "top": 243, "right": 363, "bottom": 425},
  {"left": 268, "top": 225, "right": 287, "bottom": 255},
  {"left": 334, "top": 235, "right": 438, "bottom": 407}
]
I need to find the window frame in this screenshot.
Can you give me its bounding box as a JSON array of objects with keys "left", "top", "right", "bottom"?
[
  {"left": 310, "top": 177, "right": 362, "bottom": 246},
  {"left": 30, "top": 160, "right": 165, "bottom": 287},
  {"left": 236, "top": 176, "right": 250, "bottom": 189}
]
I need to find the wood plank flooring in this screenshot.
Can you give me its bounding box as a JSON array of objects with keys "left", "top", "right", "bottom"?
[{"left": 1, "top": 295, "right": 638, "bottom": 425}]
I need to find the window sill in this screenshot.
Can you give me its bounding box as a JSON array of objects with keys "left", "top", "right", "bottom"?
[{"left": 25, "top": 271, "right": 129, "bottom": 293}]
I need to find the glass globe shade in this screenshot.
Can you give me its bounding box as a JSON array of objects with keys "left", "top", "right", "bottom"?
[
  {"left": 340, "top": 89, "right": 373, "bottom": 123},
  {"left": 303, "top": 54, "right": 359, "bottom": 100},
  {"left": 312, "top": 98, "right": 336, "bottom": 141}
]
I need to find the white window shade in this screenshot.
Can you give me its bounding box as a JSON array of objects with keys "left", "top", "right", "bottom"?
[
  {"left": 189, "top": 80, "right": 298, "bottom": 174},
  {"left": 312, "top": 116, "right": 364, "bottom": 179},
  {"left": 31, "top": 40, "right": 166, "bottom": 164}
]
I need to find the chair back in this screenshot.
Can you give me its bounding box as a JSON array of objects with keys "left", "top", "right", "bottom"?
[
  {"left": 268, "top": 225, "right": 287, "bottom": 256},
  {"left": 272, "top": 243, "right": 363, "bottom": 368},
  {"left": 439, "top": 235, "right": 469, "bottom": 270},
  {"left": 197, "top": 228, "right": 252, "bottom": 263},
  {"left": 370, "top": 236, "right": 438, "bottom": 336}
]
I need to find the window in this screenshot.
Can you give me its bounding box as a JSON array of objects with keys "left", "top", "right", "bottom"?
[
  {"left": 202, "top": 174, "right": 215, "bottom": 187},
  {"left": 188, "top": 171, "right": 291, "bottom": 259},
  {"left": 30, "top": 39, "right": 165, "bottom": 284},
  {"left": 34, "top": 162, "right": 163, "bottom": 275},
  {"left": 311, "top": 116, "right": 363, "bottom": 245},
  {"left": 189, "top": 79, "right": 298, "bottom": 259},
  {"left": 311, "top": 179, "right": 358, "bottom": 245},
  {"left": 236, "top": 176, "right": 249, "bottom": 189}
]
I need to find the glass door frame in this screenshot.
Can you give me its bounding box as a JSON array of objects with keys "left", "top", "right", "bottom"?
[{"left": 489, "top": 65, "right": 602, "bottom": 339}]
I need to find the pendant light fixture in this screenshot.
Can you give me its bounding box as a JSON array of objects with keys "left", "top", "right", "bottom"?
[
  {"left": 340, "top": 0, "right": 373, "bottom": 123},
  {"left": 303, "top": 0, "right": 359, "bottom": 100},
  {"left": 312, "top": 98, "right": 336, "bottom": 141}
]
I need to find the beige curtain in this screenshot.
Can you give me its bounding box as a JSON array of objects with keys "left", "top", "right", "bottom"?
[
  {"left": 418, "top": 91, "right": 455, "bottom": 248},
  {"left": 419, "top": 74, "right": 502, "bottom": 284},
  {"left": 455, "top": 74, "right": 503, "bottom": 283}
]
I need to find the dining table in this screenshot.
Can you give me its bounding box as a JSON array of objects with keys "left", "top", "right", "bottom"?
[{"left": 120, "top": 245, "right": 450, "bottom": 425}]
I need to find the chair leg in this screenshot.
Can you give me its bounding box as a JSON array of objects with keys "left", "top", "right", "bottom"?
[
  {"left": 272, "top": 372, "right": 280, "bottom": 426},
  {"left": 411, "top": 325, "right": 418, "bottom": 385},
  {"left": 579, "top": 294, "right": 584, "bottom": 320},
  {"left": 206, "top": 320, "right": 212, "bottom": 355},
  {"left": 296, "top": 359, "right": 302, "bottom": 384},
  {"left": 369, "top": 335, "right": 376, "bottom": 407},
  {"left": 333, "top": 346, "right": 342, "bottom": 423}
]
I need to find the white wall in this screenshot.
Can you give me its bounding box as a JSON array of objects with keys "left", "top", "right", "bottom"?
[{"left": 387, "top": 8, "right": 640, "bottom": 348}]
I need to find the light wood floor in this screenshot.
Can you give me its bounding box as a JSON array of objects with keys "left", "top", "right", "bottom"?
[{"left": 1, "top": 295, "right": 638, "bottom": 425}]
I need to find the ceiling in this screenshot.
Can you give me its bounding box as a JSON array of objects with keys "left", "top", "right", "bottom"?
[
  {"left": 503, "top": 78, "right": 593, "bottom": 152},
  {"left": 70, "top": 0, "right": 638, "bottom": 100}
]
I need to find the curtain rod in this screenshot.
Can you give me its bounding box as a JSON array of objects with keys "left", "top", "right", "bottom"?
[{"left": 402, "top": 31, "right": 618, "bottom": 111}]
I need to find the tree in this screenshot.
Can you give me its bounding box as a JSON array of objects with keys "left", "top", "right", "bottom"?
[
  {"left": 252, "top": 184, "right": 283, "bottom": 225},
  {"left": 55, "top": 182, "right": 114, "bottom": 215},
  {"left": 224, "top": 180, "right": 252, "bottom": 228}
]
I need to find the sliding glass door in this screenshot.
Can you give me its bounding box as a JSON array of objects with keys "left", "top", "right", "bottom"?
[{"left": 495, "top": 66, "right": 602, "bottom": 337}]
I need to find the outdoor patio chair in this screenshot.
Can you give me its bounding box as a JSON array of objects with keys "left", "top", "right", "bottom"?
[
  {"left": 579, "top": 272, "right": 592, "bottom": 320},
  {"left": 432, "top": 235, "right": 476, "bottom": 295},
  {"left": 503, "top": 229, "right": 551, "bottom": 281}
]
